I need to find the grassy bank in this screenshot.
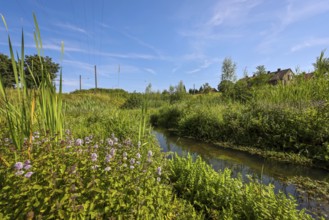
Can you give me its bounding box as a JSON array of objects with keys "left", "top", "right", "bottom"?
[
  {"left": 150, "top": 79, "right": 329, "bottom": 170},
  {"left": 0, "top": 90, "right": 315, "bottom": 219},
  {"left": 0, "top": 15, "right": 319, "bottom": 219}
]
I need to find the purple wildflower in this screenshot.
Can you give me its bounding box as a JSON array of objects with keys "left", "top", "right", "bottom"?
[
  {"left": 130, "top": 165, "right": 135, "bottom": 169},
  {"left": 24, "top": 172, "right": 34, "bottom": 178},
  {"left": 105, "top": 154, "right": 112, "bottom": 163},
  {"left": 107, "top": 138, "right": 114, "bottom": 146},
  {"left": 4, "top": 138, "right": 9, "bottom": 142},
  {"left": 157, "top": 177, "right": 161, "bottom": 182},
  {"left": 33, "top": 131, "right": 40, "bottom": 139},
  {"left": 147, "top": 151, "right": 153, "bottom": 163},
  {"left": 75, "top": 138, "right": 83, "bottom": 146},
  {"left": 84, "top": 136, "right": 91, "bottom": 144},
  {"left": 136, "top": 161, "right": 141, "bottom": 165},
  {"left": 136, "top": 153, "right": 141, "bottom": 159},
  {"left": 130, "top": 158, "right": 135, "bottom": 165},
  {"left": 110, "top": 148, "right": 116, "bottom": 157},
  {"left": 123, "top": 152, "right": 128, "bottom": 157},
  {"left": 24, "top": 164, "right": 32, "bottom": 170},
  {"left": 14, "top": 162, "right": 24, "bottom": 170},
  {"left": 15, "top": 170, "right": 24, "bottom": 176},
  {"left": 24, "top": 160, "right": 31, "bottom": 166},
  {"left": 91, "top": 153, "right": 98, "bottom": 162},
  {"left": 157, "top": 167, "right": 162, "bottom": 176},
  {"left": 114, "top": 137, "right": 118, "bottom": 143},
  {"left": 93, "top": 144, "right": 99, "bottom": 149},
  {"left": 124, "top": 138, "right": 132, "bottom": 146},
  {"left": 65, "top": 129, "right": 71, "bottom": 135},
  {"left": 104, "top": 166, "right": 111, "bottom": 172}
]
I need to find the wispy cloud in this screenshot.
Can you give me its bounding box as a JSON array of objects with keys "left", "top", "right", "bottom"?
[
  {"left": 64, "top": 60, "right": 94, "bottom": 72},
  {"left": 123, "top": 32, "right": 163, "bottom": 57},
  {"left": 172, "top": 66, "right": 179, "bottom": 73},
  {"left": 186, "top": 59, "right": 217, "bottom": 74},
  {"left": 258, "top": 0, "right": 329, "bottom": 52},
  {"left": 144, "top": 68, "right": 157, "bottom": 75},
  {"left": 291, "top": 37, "right": 329, "bottom": 52},
  {"left": 281, "top": 0, "right": 329, "bottom": 29},
  {"left": 207, "top": 0, "right": 263, "bottom": 28},
  {"left": 54, "top": 22, "right": 87, "bottom": 34}
]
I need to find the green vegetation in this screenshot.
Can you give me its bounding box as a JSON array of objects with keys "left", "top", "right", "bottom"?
[
  {"left": 150, "top": 51, "right": 329, "bottom": 170},
  {"left": 169, "top": 154, "right": 312, "bottom": 219},
  {"left": 0, "top": 14, "right": 324, "bottom": 219}
]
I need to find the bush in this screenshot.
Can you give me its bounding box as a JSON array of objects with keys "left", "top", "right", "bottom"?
[
  {"left": 179, "top": 111, "right": 222, "bottom": 141},
  {"left": 168, "top": 154, "right": 312, "bottom": 219},
  {"left": 0, "top": 134, "right": 201, "bottom": 219},
  {"left": 120, "top": 93, "right": 143, "bottom": 109},
  {"left": 151, "top": 106, "right": 183, "bottom": 129}
]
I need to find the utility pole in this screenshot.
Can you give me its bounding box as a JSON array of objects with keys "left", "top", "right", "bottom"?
[
  {"left": 80, "top": 75, "right": 82, "bottom": 91},
  {"left": 118, "top": 64, "right": 120, "bottom": 88},
  {"left": 94, "top": 65, "right": 97, "bottom": 91}
]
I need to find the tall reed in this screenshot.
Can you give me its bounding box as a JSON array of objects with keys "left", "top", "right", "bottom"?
[{"left": 0, "top": 14, "right": 64, "bottom": 155}]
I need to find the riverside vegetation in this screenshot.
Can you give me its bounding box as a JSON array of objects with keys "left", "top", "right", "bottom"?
[{"left": 0, "top": 15, "right": 323, "bottom": 219}]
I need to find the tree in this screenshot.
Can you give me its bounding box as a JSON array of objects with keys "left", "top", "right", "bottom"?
[
  {"left": 24, "top": 55, "right": 60, "bottom": 88},
  {"left": 200, "top": 83, "right": 212, "bottom": 94},
  {"left": 221, "top": 57, "right": 237, "bottom": 82},
  {"left": 169, "top": 81, "right": 186, "bottom": 103},
  {"left": 243, "top": 66, "right": 248, "bottom": 78},
  {"left": 0, "top": 53, "right": 15, "bottom": 88},
  {"left": 218, "top": 80, "right": 234, "bottom": 94},
  {"left": 313, "top": 50, "right": 329, "bottom": 76},
  {"left": 175, "top": 80, "right": 186, "bottom": 94},
  {"left": 254, "top": 65, "right": 267, "bottom": 76},
  {"left": 145, "top": 83, "right": 152, "bottom": 94}
]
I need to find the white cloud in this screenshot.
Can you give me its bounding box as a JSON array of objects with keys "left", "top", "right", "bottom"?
[
  {"left": 172, "top": 66, "right": 179, "bottom": 73},
  {"left": 123, "top": 32, "right": 162, "bottom": 56},
  {"left": 144, "top": 68, "right": 157, "bottom": 75},
  {"left": 186, "top": 59, "right": 217, "bottom": 74},
  {"left": 64, "top": 60, "right": 94, "bottom": 72},
  {"left": 291, "top": 38, "right": 329, "bottom": 52},
  {"left": 258, "top": 0, "right": 329, "bottom": 52},
  {"left": 282, "top": 0, "right": 329, "bottom": 28},
  {"left": 207, "top": 0, "right": 263, "bottom": 28},
  {"left": 54, "top": 22, "right": 87, "bottom": 34}
]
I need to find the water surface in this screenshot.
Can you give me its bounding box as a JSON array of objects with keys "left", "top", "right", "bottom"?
[{"left": 154, "top": 129, "right": 329, "bottom": 218}]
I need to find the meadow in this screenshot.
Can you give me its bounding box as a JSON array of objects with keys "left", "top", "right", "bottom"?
[{"left": 0, "top": 15, "right": 323, "bottom": 219}]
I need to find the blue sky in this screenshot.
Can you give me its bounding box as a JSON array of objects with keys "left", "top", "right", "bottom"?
[{"left": 1, "top": 0, "right": 329, "bottom": 93}]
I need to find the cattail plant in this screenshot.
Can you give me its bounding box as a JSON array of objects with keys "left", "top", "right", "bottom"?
[{"left": 0, "top": 14, "right": 64, "bottom": 157}]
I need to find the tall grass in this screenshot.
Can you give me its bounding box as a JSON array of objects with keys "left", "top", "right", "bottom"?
[
  {"left": 0, "top": 14, "right": 64, "bottom": 156},
  {"left": 251, "top": 77, "right": 329, "bottom": 110}
]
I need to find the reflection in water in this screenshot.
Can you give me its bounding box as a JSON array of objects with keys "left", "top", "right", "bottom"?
[{"left": 154, "top": 129, "right": 329, "bottom": 218}]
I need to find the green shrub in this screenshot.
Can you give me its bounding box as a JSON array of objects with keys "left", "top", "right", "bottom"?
[
  {"left": 120, "top": 93, "right": 143, "bottom": 109},
  {"left": 0, "top": 134, "right": 201, "bottom": 219},
  {"left": 168, "top": 154, "right": 312, "bottom": 220},
  {"left": 153, "top": 106, "right": 183, "bottom": 129},
  {"left": 179, "top": 111, "right": 222, "bottom": 141}
]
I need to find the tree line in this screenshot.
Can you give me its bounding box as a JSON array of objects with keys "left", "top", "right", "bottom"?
[{"left": 0, "top": 53, "right": 60, "bottom": 88}]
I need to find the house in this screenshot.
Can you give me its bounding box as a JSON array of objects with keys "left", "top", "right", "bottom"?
[{"left": 268, "top": 68, "right": 294, "bottom": 85}]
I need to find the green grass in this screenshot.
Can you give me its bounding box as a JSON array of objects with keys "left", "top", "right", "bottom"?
[{"left": 0, "top": 14, "right": 320, "bottom": 219}]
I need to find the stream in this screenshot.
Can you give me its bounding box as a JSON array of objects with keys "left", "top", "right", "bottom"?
[{"left": 154, "top": 129, "right": 329, "bottom": 219}]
